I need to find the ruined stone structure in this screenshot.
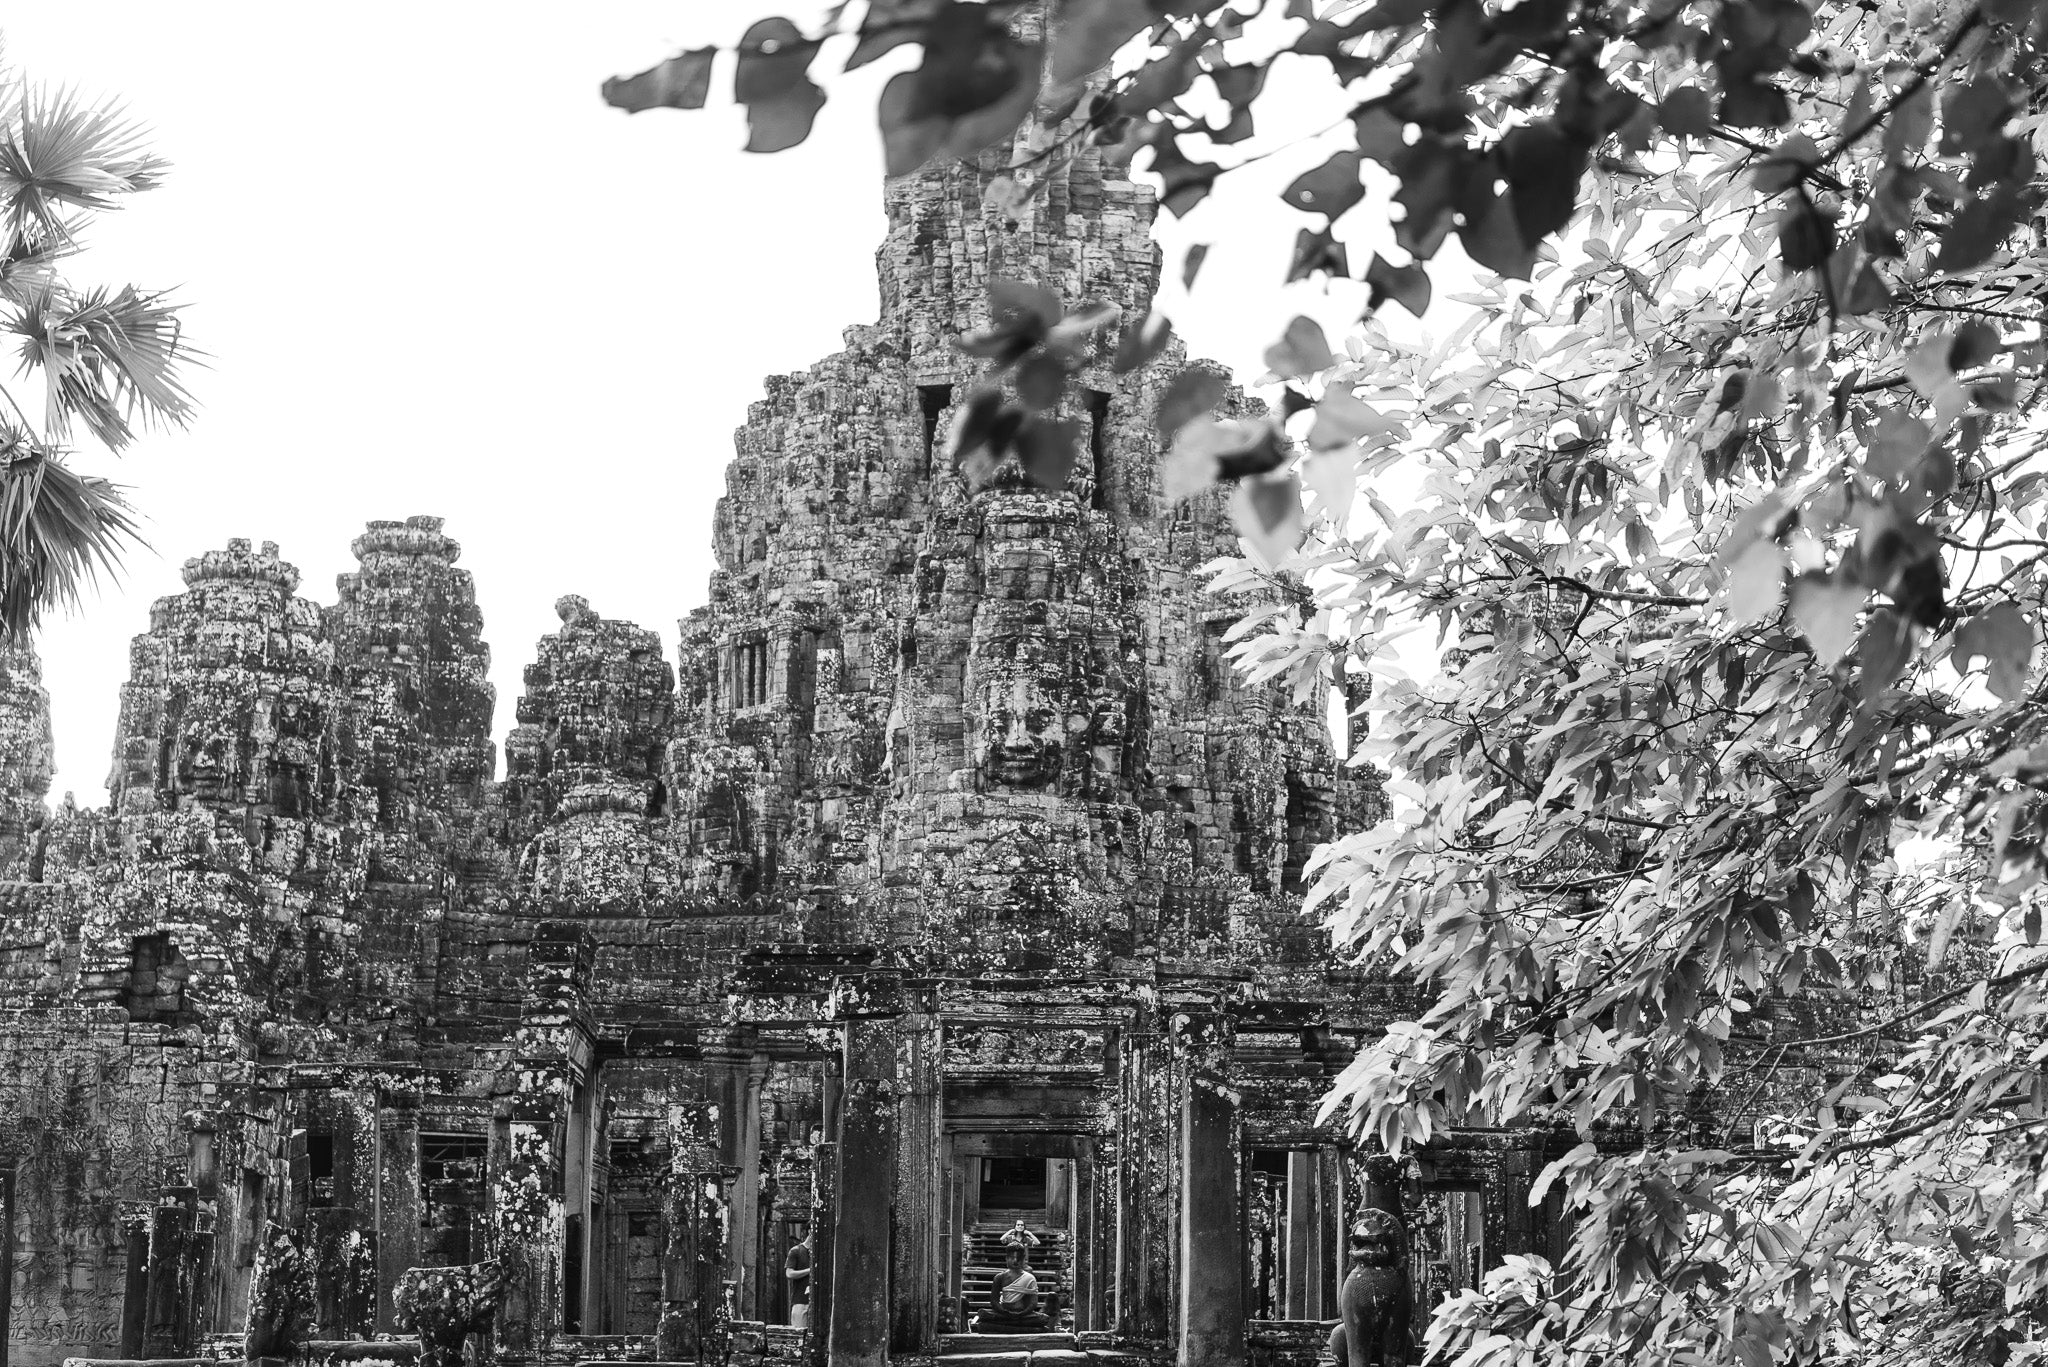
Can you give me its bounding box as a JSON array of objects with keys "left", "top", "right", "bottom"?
[{"left": 0, "top": 14, "right": 1633, "bottom": 1367}]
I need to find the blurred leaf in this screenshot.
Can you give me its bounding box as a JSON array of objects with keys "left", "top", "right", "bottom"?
[
  {"left": 1113, "top": 310, "right": 1173, "bottom": 374},
  {"left": 1283, "top": 149, "right": 1365, "bottom": 219},
  {"left": 1724, "top": 538, "right": 1784, "bottom": 627},
  {"left": 1365, "top": 254, "right": 1431, "bottom": 317},
  {"left": 1303, "top": 449, "right": 1359, "bottom": 525},
  {"left": 602, "top": 47, "right": 718, "bottom": 112},
  {"left": 1659, "top": 87, "right": 1716, "bottom": 137},
  {"left": 1866, "top": 411, "right": 1931, "bottom": 482},
  {"left": 1181, "top": 244, "right": 1209, "bottom": 290},
  {"left": 1501, "top": 122, "right": 1588, "bottom": 243},
  {"left": 1232, "top": 475, "right": 1304, "bottom": 568},
  {"left": 1157, "top": 368, "right": 1228, "bottom": 438},
  {"left": 1858, "top": 606, "right": 1914, "bottom": 697},
  {"left": 1287, "top": 228, "right": 1350, "bottom": 282},
  {"left": 1015, "top": 414, "right": 1079, "bottom": 490},
  {"left": 1957, "top": 602, "right": 2035, "bottom": 701},
  {"left": 1788, "top": 571, "right": 1866, "bottom": 664},
  {"left": 735, "top": 18, "right": 827, "bottom": 153},
  {"left": 1309, "top": 389, "right": 1397, "bottom": 451},
  {"left": 1049, "top": 0, "right": 1153, "bottom": 83},
  {"left": 1264, "top": 316, "right": 1336, "bottom": 379},
  {"left": 1014, "top": 350, "right": 1068, "bottom": 411},
  {"left": 1938, "top": 184, "right": 2037, "bottom": 273}
]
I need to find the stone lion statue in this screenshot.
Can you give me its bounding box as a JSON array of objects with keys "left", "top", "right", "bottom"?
[
  {"left": 393, "top": 1259, "right": 505, "bottom": 1367},
  {"left": 1335, "top": 1209, "right": 1410, "bottom": 1367}
]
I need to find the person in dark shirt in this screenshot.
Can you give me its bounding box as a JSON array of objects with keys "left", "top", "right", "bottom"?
[{"left": 785, "top": 1230, "right": 813, "bottom": 1327}]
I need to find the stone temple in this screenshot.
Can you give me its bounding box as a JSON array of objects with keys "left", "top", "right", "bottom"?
[{"left": 0, "top": 26, "right": 1582, "bottom": 1367}]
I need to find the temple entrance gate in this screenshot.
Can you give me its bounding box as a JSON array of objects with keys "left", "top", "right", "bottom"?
[{"left": 939, "top": 1130, "right": 1103, "bottom": 1334}]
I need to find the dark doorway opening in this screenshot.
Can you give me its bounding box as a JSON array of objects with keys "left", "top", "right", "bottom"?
[{"left": 981, "top": 1156, "right": 1046, "bottom": 1211}]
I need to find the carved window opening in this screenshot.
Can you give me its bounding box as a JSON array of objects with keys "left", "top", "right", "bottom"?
[
  {"left": 1412, "top": 1185, "right": 1487, "bottom": 1312},
  {"left": 1085, "top": 388, "right": 1112, "bottom": 509},
  {"left": 1283, "top": 777, "right": 1328, "bottom": 894},
  {"left": 592, "top": 1133, "right": 665, "bottom": 1334},
  {"left": 122, "top": 932, "right": 192, "bottom": 1025},
  {"left": 732, "top": 637, "right": 771, "bottom": 709},
  {"left": 307, "top": 1134, "right": 337, "bottom": 1208},
  {"left": 919, "top": 384, "right": 953, "bottom": 475},
  {"left": 1245, "top": 1148, "right": 1342, "bottom": 1323},
  {"left": 1199, "top": 621, "right": 1232, "bottom": 704},
  {"left": 420, "top": 1131, "right": 488, "bottom": 1267},
  {"left": 646, "top": 778, "right": 670, "bottom": 819}
]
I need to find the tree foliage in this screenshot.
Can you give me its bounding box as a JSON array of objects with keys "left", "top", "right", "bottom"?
[
  {"left": 611, "top": 0, "right": 2048, "bottom": 1359},
  {"left": 0, "top": 72, "right": 198, "bottom": 636}
]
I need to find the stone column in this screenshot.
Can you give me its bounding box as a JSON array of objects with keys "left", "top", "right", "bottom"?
[
  {"left": 807, "top": 1141, "right": 837, "bottom": 1367},
  {"left": 1072, "top": 1158, "right": 1095, "bottom": 1331},
  {"left": 829, "top": 1013, "right": 898, "bottom": 1367},
  {"left": 142, "top": 1187, "right": 199, "bottom": 1357},
  {"left": 891, "top": 1011, "right": 941, "bottom": 1354},
  {"left": 1177, "top": 1077, "right": 1244, "bottom": 1367},
  {"left": 1116, "top": 1030, "right": 1173, "bottom": 1340},
  {"left": 376, "top": 1103, "right": 422, "bottom": 1333},
  {"left": 118, "top": 1208, "right": 149, "bottom": 1359},
  {"left": 733, "top": 1055, "right": 767, "bottom": 1320},
  {"left": 1285, "top": 1150, "right": 1314, "bottom": 1319}
]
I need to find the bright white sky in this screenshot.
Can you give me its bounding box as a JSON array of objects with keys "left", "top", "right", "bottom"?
[{"left": 6, "top": 3, "right": 1408, "bottom": 801}]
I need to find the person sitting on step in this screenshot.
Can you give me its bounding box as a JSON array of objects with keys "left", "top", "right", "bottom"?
[{"left": 978, "top": 1247, "right": 1056, "bottom": 1332}]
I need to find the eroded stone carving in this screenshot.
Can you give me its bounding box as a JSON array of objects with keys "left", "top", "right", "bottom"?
[{"left": 393, "top": 1260, "right": 505, "bottom": 1367}]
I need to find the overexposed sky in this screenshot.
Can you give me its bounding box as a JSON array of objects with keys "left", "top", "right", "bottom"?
[{"left": 6, "top": 3, "right": 1405, "bottom": 801}]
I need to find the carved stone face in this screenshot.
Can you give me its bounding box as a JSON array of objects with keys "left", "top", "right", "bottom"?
[
  {"left": 1349, "top": 1209, "right": 1403, "bottom": 1269},
  {"left": 174, "top": 716, "right": 237, "bottom": 802},
  {"left": 981, "top": 674, "right": 1064, "bottom": 789}
]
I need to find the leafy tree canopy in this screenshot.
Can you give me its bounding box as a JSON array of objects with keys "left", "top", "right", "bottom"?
[
  {"left": 0, "top": 63, "right": 199, "bottom": 636},
  {"left": 611, "top": 0, "right": 2048, "bottom": 1360}
]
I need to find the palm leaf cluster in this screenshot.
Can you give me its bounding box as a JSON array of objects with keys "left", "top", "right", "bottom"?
[{"left": 0, "top": 77, "right": 196, "bottom": 636}]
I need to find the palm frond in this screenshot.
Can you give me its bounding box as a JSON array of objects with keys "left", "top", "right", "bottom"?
[
  {"left": 0, "top": 426, "right": 140, "bottom": 637},
  {"left": 8, "top": 282, "right": 201, "bottom": 451},
  {"left": 0, "top": 85, "right": 169, "bottom": 244},
  {"left": 0, "top": 221, "right": 82, "bottom": 306}
]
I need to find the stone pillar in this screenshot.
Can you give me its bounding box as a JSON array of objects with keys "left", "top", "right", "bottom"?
[
  {"left": 376, "top": 1103, "right": 422, "bottom": 1333},
  {"left": 733, "top": 1055, "right": 767, "bottom": 1319},
  {"left": 142, "top": 1187, "right": 199, "bottom": 1357},
  {"left": 830, "top": 1014, "right": 898, "bottom": 1367},
  {"left": 891, "top": 1011, "right": 941, "bottom": 1354},
  {"left": 1178, "top": 1078, "right": 1244, "bottom": 1367},
  {"left": 1285, "top": 1150, "right": 1314, "bottom": 1319},
  {"left": 493, "top": 1116, "right": 564, "bottom": 1356},
  {"left": 807, "top": 1141, "right": 837, "bottom": 1367},
  {"left": 118, "top": 1210, "right": 149, "bottom": 1359},
  {"left": 1116, "top": 1031, "right": 1173, "bottom": 1340},
  {"left": 695, "top": 1172, "right": 736, "bottom": 1367},
  {"left": 1072, "top": 1158, "right": 1095, "bottom": 1331}
]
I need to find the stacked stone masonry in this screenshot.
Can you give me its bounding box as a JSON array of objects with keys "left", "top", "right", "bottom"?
[{"left": 0, "top": 8, "right": 1897, "bottom": 1367}]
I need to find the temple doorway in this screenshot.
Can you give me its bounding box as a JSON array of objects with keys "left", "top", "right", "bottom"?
[{"left": 940, "top": 1130, "right": 1102, "bottom": 1335}]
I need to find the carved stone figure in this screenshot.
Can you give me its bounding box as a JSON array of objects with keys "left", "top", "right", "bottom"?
[
  {"left": 980, "top": 674, "right": 1065, "bottom": 788},
  {"left": 243, "top": 1224, "right": 316, "bottom": 1365},
  {"left": 393, "top": 1259, "right": 505, "bottom": 1367},
  {"left": 1338, "top": 1209, "right": 1410, "bottom": 1367}
]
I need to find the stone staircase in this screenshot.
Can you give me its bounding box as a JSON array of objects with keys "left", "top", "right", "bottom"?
[
  {"left": 959, "top": 1214, "right": 1070, "bottom": 1327},
  {"left": 933, "top": 1330, "right": 1089, "bottom": 1366}
]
